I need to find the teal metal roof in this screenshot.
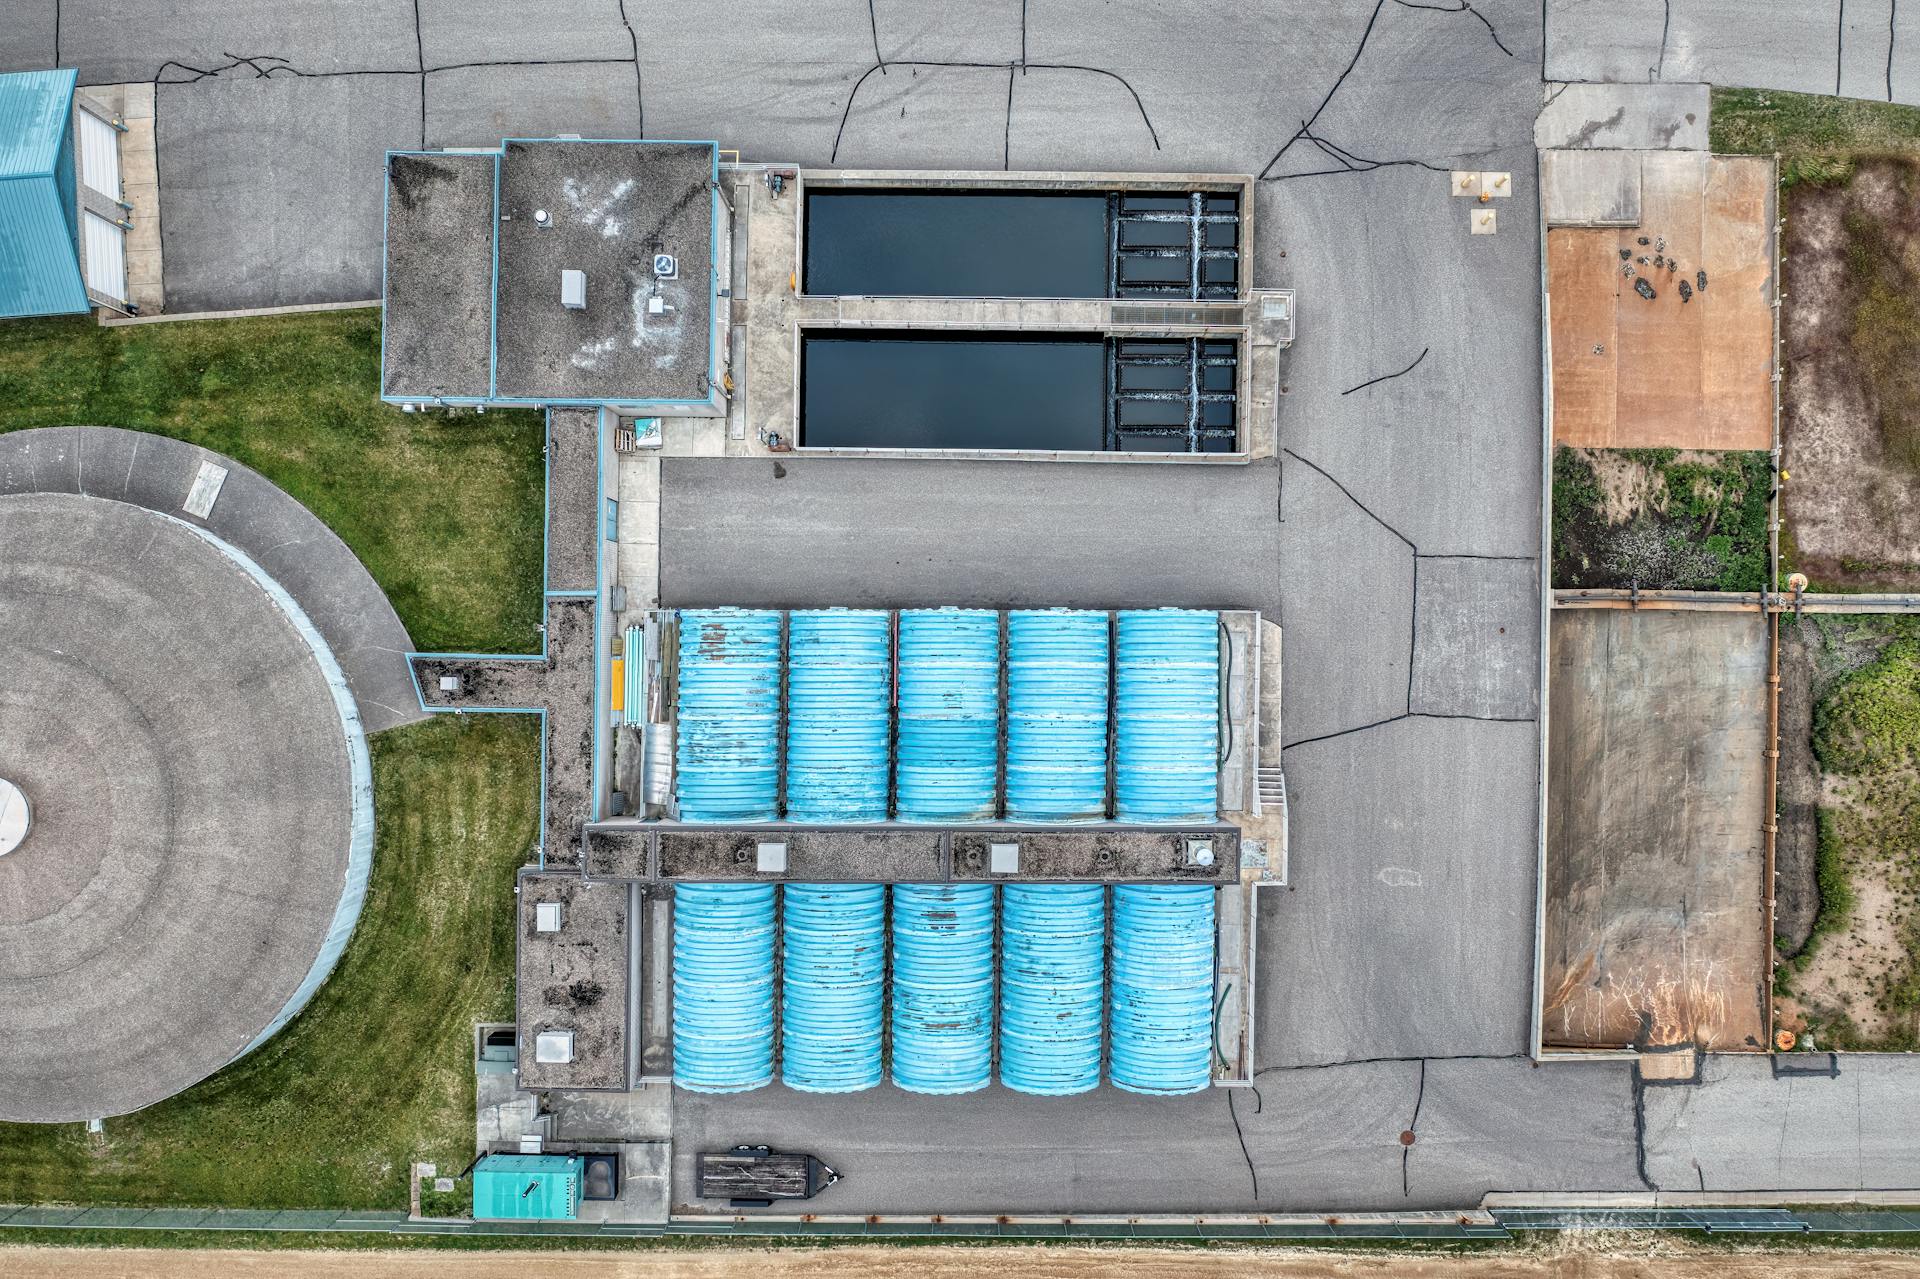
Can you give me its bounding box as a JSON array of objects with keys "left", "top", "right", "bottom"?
[
  {"left": 0, "top": 69, "right": 76, "bottom": 179},
  {"left": 472, "top": 1154, "right": 583, "bottom": 1221},
  {"left": 0, "top": 68, "right": 87, "bottom": 319}
]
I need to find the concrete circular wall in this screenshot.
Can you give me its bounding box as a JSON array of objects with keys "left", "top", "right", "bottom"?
[{"left": 0, "top": 492, "right": 368, "bottom": 1122}]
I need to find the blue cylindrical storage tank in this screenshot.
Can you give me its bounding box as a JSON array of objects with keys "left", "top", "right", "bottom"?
[
  {"left": 674, "top": 609, "right": 782, "bottom": 822},
  {"left": 672, "top": 883, "right": 776, "bottom": 1093},
  {"left": 999, "top": 884, "right": 1106, "bottom": 1095},
  {"left": 894, "top": 609, "right": 1000, "bottom": 822},
  {"left": 1113, "top": 609, "right": 1220, "bottom": 823},
  {"left": 890, "top": 883, "right": 996, "bottom": 1094},
  {"left": 1109, "top": 884, "right": 1215, "bottom": 1095},
  {"left": 781, "top": 883, "right": 886, "bottom": 1092},
  {"left": 1004, "top": 610, "right": 1111, "bottom": 823},
  {"left": 785, "top": 609, "right": 892, "bottom": 823}
]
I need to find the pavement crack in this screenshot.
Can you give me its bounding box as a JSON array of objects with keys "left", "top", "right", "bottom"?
[
  {"left": 1341, "top": 345, "right": 1430, "bottom": 396},
  {"left": 1654, "top": 0, "right": 1671, "bottom": 81},
  {"left": 1004, "top": 65, "right": 1015, "bottom": 169},
  {"left": 1282, "top": 714, "right": 1410, "bottom": 751},
  {"left": 1403, "top": 1058, "right": 1427, "bottom": 1197},
  {"left": 1836, "top": 0, "right": 1849, "bottom": 96},
  {"left": 1258, "top": 0, "right": 1387, "bottom": 180},
  {"left": 1281, "top": 447, "right": 1415, "bottom": 549},
  {"left": 1267, "top": 126, "right": 1499, "bottom": 182},
  {"left": 1890, "top": 0, "right": 1899, "bottom": 100},
  {"left": 617, "top": 0, "right": 644, "bottom": 136},
  {"left": 1227, "top": 1088, "right": 1259, "bottom": 1203},
  {"left": 412, "top": 0, "right": 425, "bottom": 145},
  {"left": 1391, "top": 0, "right": 1514, "bottom": 57},
  {"left": 868, "top": 0, "right": 886, "bottom": 69}
]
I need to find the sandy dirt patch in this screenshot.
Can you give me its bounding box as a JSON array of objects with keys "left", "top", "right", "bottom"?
[{"left": 1783, "top": 160, "right": 1920, "bottom": 588}]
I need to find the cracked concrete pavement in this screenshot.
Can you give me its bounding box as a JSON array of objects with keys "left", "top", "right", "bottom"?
[
  {"left": 12, "top": 0, "right": 1920, "bottom": 1214},
  {"left": 1547, "top": 0, "right": 1920, "bottom": 104}
]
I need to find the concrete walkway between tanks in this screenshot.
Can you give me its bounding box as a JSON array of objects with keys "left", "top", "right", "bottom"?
[{"left": 0, "top": 425, "right": 424, "bottom": 733}]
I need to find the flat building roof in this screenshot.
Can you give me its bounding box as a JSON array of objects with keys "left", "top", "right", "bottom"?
[{"left": 380, "top": 139, "right": 717, "bottom": 407}]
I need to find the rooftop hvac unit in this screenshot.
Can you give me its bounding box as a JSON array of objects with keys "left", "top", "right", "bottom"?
[
  {"left": 438, "top": 675, "right": 463, "bottom": 694},
  {"left": 534, "top": 901, "right": 564, "bottom": 933},
  {"left": 534, "top": 1029, "right": 575, "bottom": 1064},
  {"left": 653, "top": 253, "right": 678, "bottom": 280},
  {"left": 561, "top": 269, "right": 587, "bottom": 310},
  {"left": 989, "top": 841, "right": 1021, "bottom": 875},
  {"left": 756, "top": 840, "right": 788, "bottom": 873}
]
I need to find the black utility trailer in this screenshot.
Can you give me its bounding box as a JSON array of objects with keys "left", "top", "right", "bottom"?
[{"left": 696, "top": 1145, "right": 841, "bottom": 1207}]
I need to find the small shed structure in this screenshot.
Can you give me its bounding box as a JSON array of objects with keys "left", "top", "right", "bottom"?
[
  {"left": 0, "top": 69, "right": 131, "bottom": 317},
  {"left": 472, "top": 1153, "right": 585, "bottom": 1221}
]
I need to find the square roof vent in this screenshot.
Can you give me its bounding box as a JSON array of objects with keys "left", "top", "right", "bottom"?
[
  {"left": 534, "top": 1029, "right": 575, "bottom": 1064},
  {"left": 534, "top": 901, "right": 564, "bottom": 933},
  {"left": 756, "top": 839, "right": 788, "bottom": 873},
  {"left": 989, "top": 841, "right": 1021, "bottom": 875},
  {"left": 560, "top": 269, "right": 586, "bottom": 310}
]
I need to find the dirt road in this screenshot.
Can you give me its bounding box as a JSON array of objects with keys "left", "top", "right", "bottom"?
[{"left": 6, "top": 1243, "right": 1920, "bottom": 1279}]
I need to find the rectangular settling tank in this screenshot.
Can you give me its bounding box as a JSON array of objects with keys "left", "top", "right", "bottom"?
[{"left": 801, "top": 333, "right": 1106, "bottom": 451}]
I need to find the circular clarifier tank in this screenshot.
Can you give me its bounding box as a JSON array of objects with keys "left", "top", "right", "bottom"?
[{"left": 0, "top": 493, "right": 370, "bottom": 1123}]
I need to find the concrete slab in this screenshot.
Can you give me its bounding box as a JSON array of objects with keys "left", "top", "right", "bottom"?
[
  {"left": 157, "top": 73, "right": 421, "bottom": 311},
  {"left": 1409, "top": 1057, "right": 1641, "bottom": 1201},
  {"left": 1260, "top": 160, "right": 1544, "bottom": 559},
  {"left": 1275, "top": 456, "right": 1415, "bottom": 746},
  {"left": 1547, "top": 0, "right": 1851, "bottom": 97},
  {"left": 59, "top": 0, "right": 417, "bottom": 85},
  {"left": 0, "top": 493, "right": 357, "bottom": 1123},
  {"left": 833, "top": 65, "right": 1014, "bottom": 171},
  {"left": 1264, "top": 717, "right": 1539, "bottom": 1067},
  {"left": 1642, "top": 1054, "right": 1920, "bottom": 1192},
  {"left": 1, "top": 2, "right": 56, "bottom": 75},
  {"left": 549, "top": 1083, "right": 672, "bottom": 1142},
  {"left": 635, "top": 1, "right": 870, "bottom": 164},
  {"left": 1840, "top": 0, "right": 1897, "bottom": 102},
  {"left": 424, "top": 61, "right": 642, "bottom": 150},
  {"left": 416, "top": 0, "right": 630, "bottom": 68},
  {"left": 1541, "top": 149, "right": 1642, "bottom": 227},
  {"left": 1544, "top": 611, "right": 1770, "bottom": 1052},
  {"left": 1535, "top": 83, "right": 1710, "bottom": 151},
  {"left": 658, "top": 457, "right": 1282, "bottom": 614},
  {"left": 1409, "top": 555, "right": 1540, "bottom": 722},
  {"left": 1542, "top": 0, "right": 1687, "bottom": 86},
  {"left": 670, "top": 1055, "right": 1640, "bottom": 1214}
]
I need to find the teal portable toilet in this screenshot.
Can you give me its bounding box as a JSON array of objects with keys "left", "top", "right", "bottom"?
[{"left": 471, "top": 1153, "right": 584, "bottom": 1221}]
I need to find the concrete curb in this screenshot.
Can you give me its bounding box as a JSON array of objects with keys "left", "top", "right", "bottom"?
[{"left": 0, "top": 425, "right": 425, "bottom": 733}]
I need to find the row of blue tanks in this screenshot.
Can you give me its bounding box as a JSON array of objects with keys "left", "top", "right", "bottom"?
[
  {"left": 668, "top": 606, "right": 1223, "bottom": 1097},
  {"left": 674, "top": 606, "right": 1222, "bottom": 824},
  {"left": 673, "top": 881, "right": 1218, "bottom": 1096}
]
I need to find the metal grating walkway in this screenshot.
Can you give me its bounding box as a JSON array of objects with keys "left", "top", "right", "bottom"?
[{"left": 1108, "top": 192, "right": 1241, "bottom": 302}]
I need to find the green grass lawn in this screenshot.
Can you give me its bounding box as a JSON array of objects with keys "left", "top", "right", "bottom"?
[
  {"left": 0, "top": 308, "right": 549, "bottom": 1210},
  {"left": 1712, "top": 87, "right": 1920, "bottom": 185},
  {"left": 0, "top": 714, "right": 540, "bottom": 1209},
  {"left": 0, "top": 310, "right": 544, "bottom": 654}
]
